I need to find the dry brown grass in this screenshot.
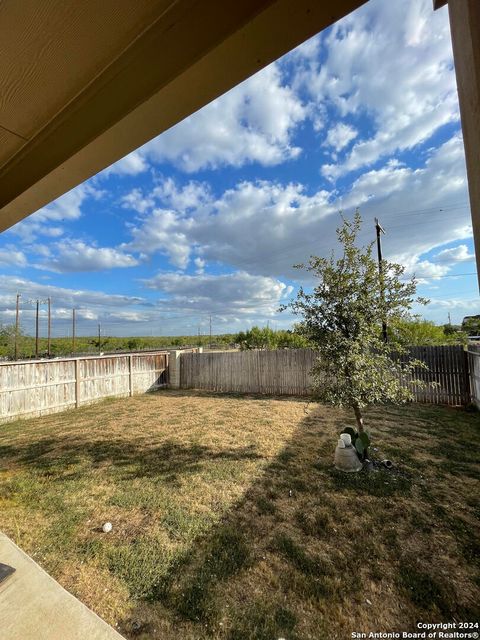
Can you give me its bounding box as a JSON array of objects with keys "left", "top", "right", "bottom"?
[{"left": 0, "top": 390, "right": 479, "bottom": 639}]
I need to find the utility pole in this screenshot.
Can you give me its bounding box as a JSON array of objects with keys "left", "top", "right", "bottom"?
[
  {"left": 47, "top": 297, "right": 51, "bottom": 357},
  {"left": 72, "top": 309, "right": 76, "bottom": 355},
  {"left": 448, "top": 312, "right": 452, "bottom": 325},
  {"left": 14, "top": 293, "right": 20, "bottom": 360},
  {"left": 35, "top": 299, "right": 40, "bottom": 358},
  {"left": 374, "top": 218, "right": 388, "bottom": 342},
  {"left": 209, "top": 315, "right": 212, "bottom": 350},
  {"left": 98, "top": 323, "right": 101, "bottom": 354}
]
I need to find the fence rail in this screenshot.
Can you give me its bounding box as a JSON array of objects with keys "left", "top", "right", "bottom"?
[
  {"left": 0, "top": 352, "right": 168, "bottom": 423},
  {"left": 401, "top": 345, "right": 470, "bottom": 406},
  {"left": 180, "top": 348, "right": 317, "bottom": 396},
  {"left": 180, "top": 345, "right": 472, "bottom": 406},
  {"left": 1, "top": 345, "right": 478, "bottom": 424}
]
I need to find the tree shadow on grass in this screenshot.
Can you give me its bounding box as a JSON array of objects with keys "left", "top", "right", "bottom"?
[
  {"left": 0, "top": 438, "right": 262, "bottom": 483},
  {"left": 2, "top": 396, "right": 479, "bottom": 639},
  {"left": 116, "top": 401, "right": 480, "bottom": 640}
]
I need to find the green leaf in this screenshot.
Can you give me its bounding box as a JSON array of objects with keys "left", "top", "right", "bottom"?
[
  {"left": 355, "top": 438, "right": 364, "bottom": 455},
  {"left": 358, "top": 432, "right": 370, "bottom": 449}
]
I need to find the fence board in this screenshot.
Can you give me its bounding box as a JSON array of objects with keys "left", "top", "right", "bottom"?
[
  {"left": 180, "top": 349, "right": 318, "bottom": 396},
  {"left": 0, "top": 351, "right": 169, "bottom": 424},
  {"left": 180, "top": 346, "right": 471, "bottom": 405}
]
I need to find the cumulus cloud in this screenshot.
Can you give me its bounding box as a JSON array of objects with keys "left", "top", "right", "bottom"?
[
  {"left": 0, "top": 247, "right": 28, "bottom": 268},
  {"left": 132, "top": 64, "right": 306, "bottom": 172},
  {"left": 8, "top": 183, "right": 100, "bottom": 242},
  {"left": 123, "top": 133, "right": 471, "bottom": 283},
  {"left": 434, "top": 244, "right": 475, "bottom": 264},
  {"left": 194, "top": 257, "right": 206, "bottom": 274},
  {"left": 143, "top": 271, "right": 293, "bottom": 318},
  {"left": 0, "top": 275, "right": 152, "bottom": 335},
  {"left": 292, "top": 0, "right": 458, "bottom": 179},
  {"left": 401, "top": 258, "right": 451, "bottom": 282},
  {"left": 103, "top": 151, "right": 149, "bottom": 176},
  {"left": 126, "top": 208, "right": 191, "bottom": 269},
  {"left": 42, "top": 240, "right": 139, "bottom": 273},
  {"left": 152, "top": 178, "right": 211, "bottom": 211},
  {"left": 0, "top": 276, "right": 146, "bottom": 309},
  {"left": 324, "top": 123, "right": 358, "bottom": 152},
  {"left": 121, "top": 188, "right": 155, "bottom": 214}
]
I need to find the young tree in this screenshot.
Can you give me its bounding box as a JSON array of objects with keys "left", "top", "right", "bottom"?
[{"left": 283, "top": 212, "right": 427, "bottom": 434}]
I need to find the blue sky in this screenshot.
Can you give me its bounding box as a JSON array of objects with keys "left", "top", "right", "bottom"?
[{"left": 1, "top": 0, "right": 478, "bottom": 337}]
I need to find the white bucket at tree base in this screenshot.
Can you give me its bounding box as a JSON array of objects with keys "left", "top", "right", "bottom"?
[{"left": 334, "top": 441, "right": 363, "bottom": 472}]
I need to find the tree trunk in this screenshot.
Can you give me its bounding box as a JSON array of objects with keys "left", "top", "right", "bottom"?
[{"left": 353, "top": 404, "right": 364, "bottom": 433}]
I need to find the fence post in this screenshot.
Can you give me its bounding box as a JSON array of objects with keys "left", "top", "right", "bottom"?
[
  {"left": 129, "top": 355, "right": 133, "bottom": 396},
  {"left": 168, "top": 350, "right": 184, "bottom": 388},
  {"left": 75, "top": 359, "right": 80, "bottom": 408}
]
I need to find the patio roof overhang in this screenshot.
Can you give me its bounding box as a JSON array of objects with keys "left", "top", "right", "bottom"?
[
  {"left": 435, "top": 0, "right": 480, "bottom": 289},
  {"left": 0, "top": 0, "right": 365, "bottom": 232},
  {"left": 1, "top": 0, "right": 478, "bottom": 286}
]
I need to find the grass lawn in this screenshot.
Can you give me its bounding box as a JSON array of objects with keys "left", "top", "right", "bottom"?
[{"left": 0, "top": 390, "right": 479, "bottom": 639}]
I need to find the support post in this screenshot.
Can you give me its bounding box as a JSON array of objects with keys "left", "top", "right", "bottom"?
[
  {"left": 168, "top": 350, "right": 183, "bottom": 389},
  {"left": 129, "top": 355, "right": 133, "bottom": 397},
  {"left": 47, "top": 297, "right": 51, "bottom": 357},
  {"left": 14, "top": 293, "right": 20, "bottom": 360},
  {"left": 442, "top": 0, "right": 480, "bottom": 288},
  {"left": 35, "top": 300, "right": 39, "bottom": 358}
]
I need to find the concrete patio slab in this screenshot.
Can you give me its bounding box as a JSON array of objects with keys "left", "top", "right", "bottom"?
[{"left": 0, "top": 532, "right": 125, "bottom": 640}]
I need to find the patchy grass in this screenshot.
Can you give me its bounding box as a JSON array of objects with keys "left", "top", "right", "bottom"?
[{"left": 0, "top": 391, "right": 479, "bottom": 639}]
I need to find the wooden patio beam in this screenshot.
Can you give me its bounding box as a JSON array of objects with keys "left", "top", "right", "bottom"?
[{"left": 437, "top": 0, "right": 480, "bottom": 287}]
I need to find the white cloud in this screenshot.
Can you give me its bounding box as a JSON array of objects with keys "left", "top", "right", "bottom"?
[
  {"left": 152, "top": 178, "right": 211, "bottom": 211},
  {"left": 103, "top": 150, "right": 149, "bottom": 176},
  {"left": 293, "top": 0, "right": 458, "bottom": 179},
  {"left": 0, "top": 247, "right": 28, "bottom": 268},
  {"left": 121, "top": 188, "right": 155, "bottom": 214},
  {"left": 126, "top": 208, "right": 191, "bottom": 269},
  {"left": 42, "top": 240, "right": 139, "bottom": 273},
  {"left": 434, "top": 244, "right": 475, "bottom": 264},
  {"left": 143, "top": 271, "right": 293, "bottom": 318},
  {"left": 124, "top": 133, "right": 471, "bottom": 283},
  {"left": 401, "top": 258, "right": 451, "bottom": 282},
  {"left": 194, "top": 257, "right": 206, "bottom": 274},
  {"left": 324, "top": 123, "right": 358, "bottom": 152},
  {"left": 135, "top": 63, "right": 306, "bottom": 172},
  {"left": 0, "top": 276, "right": 146, "bottom": 309},
  {"left": 8, "top": 183, "right": 100, "bottom": 242},
  {"left": 427, "top": 298, "right": 479, "bottom": 311},
  {"left": 0, "top": 275, "right": 152, "bottom": 335}
]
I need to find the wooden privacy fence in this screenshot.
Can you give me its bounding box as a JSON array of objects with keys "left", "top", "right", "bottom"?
[
  {"left": 180, "top": 345, "right": 472, "bottom": 406},
  {"left": 0, "top": 352, "right": 168, "bottom": 423},
  {"left": 180, "top": 348, "right": 318, "bottom": 396},
  {"left": 403, "top": 345, "right": 470, "bottom": 406}
]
